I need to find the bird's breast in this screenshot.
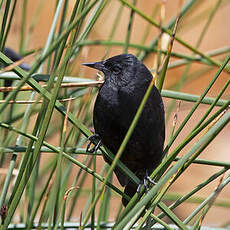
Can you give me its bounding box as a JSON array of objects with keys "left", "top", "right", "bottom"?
[{"left": 98, "top": 84, "right": 120, "bottom": 107}]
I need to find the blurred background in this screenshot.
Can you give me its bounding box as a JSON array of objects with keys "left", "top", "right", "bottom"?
[{"left": 1, "top": 0, "right": 230, "bottom": 227}]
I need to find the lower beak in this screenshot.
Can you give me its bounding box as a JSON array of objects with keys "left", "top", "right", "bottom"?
[{"left": 82, "top": 61, "right": 105, "bottom": 71}]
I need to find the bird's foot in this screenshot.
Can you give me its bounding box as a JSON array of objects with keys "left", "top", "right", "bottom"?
[
  {"left": 137, "top": 171, "right": 156, "bottom": 194},
  {"left": 86, "top": 134, "right": 102, "bottom": 153}
]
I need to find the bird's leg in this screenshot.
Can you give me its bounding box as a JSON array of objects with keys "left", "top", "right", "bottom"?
[
  {"left": 86, "top": 134, "right": 102, "bottom": 153},
  {"left": 137, "top": 170, "right": 156, "bottom": 194},
  {"left": 137, "top": 180, "right": 145, "bottom": 194},
  {"left": 145, "top": 171, "right": 157, "bottom": 186}
]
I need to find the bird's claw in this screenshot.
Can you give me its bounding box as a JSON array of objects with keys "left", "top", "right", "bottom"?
[
  {"left": 145, "top": 176, "right": 156, "bottom": 185},
  {"left": 86, "top": 134, "right": 102, "bottom": 153},
  {"left": 137, "top": 171, "right": 156, "bottom": 194}
]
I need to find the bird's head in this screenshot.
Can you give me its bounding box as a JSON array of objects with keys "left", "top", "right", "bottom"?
[{"left": 82, "top": 54, "right": 145, "bottom": 87}]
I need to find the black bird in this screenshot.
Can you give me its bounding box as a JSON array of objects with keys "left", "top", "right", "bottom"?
[
  {"left": 3, "top": 47, "right": 30, "bottom": 71},
  {"left": 2, "top": 47, "right": 30, "bottom": 98},
  {"left": 83, "top": 54, "right": 165, "bottom": 206}
]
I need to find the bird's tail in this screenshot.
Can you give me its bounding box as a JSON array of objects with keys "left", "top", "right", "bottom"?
[{"left": 122, "top": 180, "right": 138, "bottom": 206}]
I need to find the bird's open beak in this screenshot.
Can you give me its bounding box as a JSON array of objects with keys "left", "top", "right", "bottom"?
[{"left": 82, "top": 61, "right": 105, "bottom": 71}]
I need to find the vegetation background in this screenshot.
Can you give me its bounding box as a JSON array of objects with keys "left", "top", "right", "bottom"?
[{"left": 0, "top": 0, "right": 229, "bottom": 229}]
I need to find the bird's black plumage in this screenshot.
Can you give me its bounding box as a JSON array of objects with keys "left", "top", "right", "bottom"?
[
  {"left": 2, "top": 47, "right": 30, "bottom": 98},
  {"left": 3, "top": 47, "right": 30, "bottom": 71},
  {"left": 83, "top": 54, "right": 165, "bottom": 206}
]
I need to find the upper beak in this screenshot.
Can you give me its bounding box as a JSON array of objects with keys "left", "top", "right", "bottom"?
[{"left": 82, "top": 61, "right": 105, "bottom": 71}]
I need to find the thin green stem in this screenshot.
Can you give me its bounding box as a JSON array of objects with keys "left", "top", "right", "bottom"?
[
  {"left": 0, "top": 0, "right": 11, "bottom": 50},
  {"left": 164, "top": 53, "right": 230, "bottom": 154},
  {"left": 19, "top": 0, "right": 27, "bottom": 53},
  {"left": 124, "top": 0, "right": 136, "bottom": 53},
  {"left": 119, "top": 0, "right": 222, "bottom": 68}
]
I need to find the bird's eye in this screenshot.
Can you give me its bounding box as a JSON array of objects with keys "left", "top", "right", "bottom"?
[{"left": 112, "top": 66, "right": 121, "bottom": 74}]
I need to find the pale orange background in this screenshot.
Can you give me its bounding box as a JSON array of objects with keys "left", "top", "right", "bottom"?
[{"left": 5, "top": 0, "right": 230, "bottom": 226}]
